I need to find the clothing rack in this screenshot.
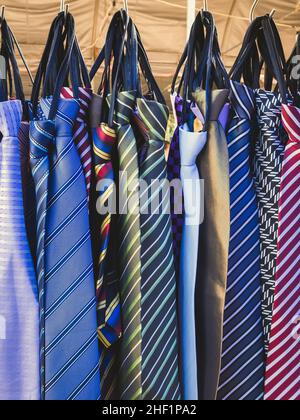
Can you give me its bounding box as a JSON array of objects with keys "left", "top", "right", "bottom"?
[
  {"left": 81, "top": 0, "right": 298, "bottom": 58},
  {"left": 153, "top": 0, "right": 298, "bottom": 30}
]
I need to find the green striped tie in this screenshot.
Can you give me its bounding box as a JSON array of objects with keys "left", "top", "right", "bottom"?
[
  {"left": 136, "top": 98, "right": 181, "bottom": 400},
  {"left": 111, "top": 90, "right": 143, "bottom": 400}
]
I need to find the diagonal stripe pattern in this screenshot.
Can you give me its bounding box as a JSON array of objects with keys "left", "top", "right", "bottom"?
[
  {"left": 109, "top": 90, "right": 143, "bottom": 401},
  {"left": 92, "top": 122, "right": 122, "bottom": 400},
  {"left": 30, "top": 97, "right": 100, "bottom": 400},
  {"left": 61, "top": 87, "right": 93, "bottom": 199},
  {"left": 253, "top": 89, "right": 285, "bottom": 353},
  {"left": 217, "top": 82, "right": 265, "bottom": 401},
  {"left": 264, "top": 104, "right": 300, "bottom": 401},
  {"left": 136, "top": 97, "right": 181, "bottom": 400}
]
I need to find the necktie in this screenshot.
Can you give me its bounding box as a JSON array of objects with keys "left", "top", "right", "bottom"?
[
  {"left": 0, "top": 100, "right": 40, "bottom": 400},
  {"left": 217, "top": 81, "right": 265, "bottom": 401},
  {"left": 30, "top": 97, "right": 100, "bottom": 400},
  {"left": 193, "top": 89, "right": 231, "bottom": 400},
  {"left": 254, "top": 89, "right": 285, "bottom": 353},
  {"left": 167, "top": 96, "right": 184, "bottom": 280},
  {"left": 178, "top": 123, "right": 207, "bottom": 400},
  {"left": 60, "top": 87, "right": 93, "bottom": 198},
  {"left": 112, "top": 91, "right": 143, "bottom": 401},
  {"left": 19, "top": 121, "right": 37, "bottom": 265},
  {"left": 92, "top": 121, "right": 121, "bottom": 400},
  {"left": 264, "top": 104, "right": 300, "bottom": 401},
  {"left": 136, "top": 98, "right": 181, "bottom": 400}
]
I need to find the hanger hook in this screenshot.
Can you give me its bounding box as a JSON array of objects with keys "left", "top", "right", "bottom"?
[
  {"left": 60, "top": 0, "right": 65, "bottom": 12},
  {"left": 270, "top": 9, "right": 276, "bottom": 18},
  {"left": 203, "top": 0, "right": 208, "bottom": 11},
  {"left": 0, "top": 5, "right": 4, "bottom": 30},
  {"left": 124, "top": 0, "right": 129, "bottom": 13},
  {"left": 65, "top": 3, "right": 69, "bottom": 19},
  {"left": 249, "top": 0, "right": 260, "bottom": 22}
]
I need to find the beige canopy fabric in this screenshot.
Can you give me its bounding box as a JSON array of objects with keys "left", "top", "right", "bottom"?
[{"left": 2, "top": 0, "right": 300, "bottom": 97}]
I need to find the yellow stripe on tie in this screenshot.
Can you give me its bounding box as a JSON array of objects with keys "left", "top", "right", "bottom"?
[
  {"left": 98, "top": 329, "right": 111, "bottom": 348},
  {"left": 101, "top": 215, "right": 110, "bottom": 234},
  {"left": 105, "top": 295, "right": 120, "bottom": 322},
  {"left": 93, "top": 144, "right": 110, "bottom": 160},
  {"left": 99, "top": 249, "right": 107, "bottom": 264},
  {"left": 101, "top": 124, "right": 116, "bottom": 137}
]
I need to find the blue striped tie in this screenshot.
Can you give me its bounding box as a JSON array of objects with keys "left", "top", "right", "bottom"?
[
  {"left": 217, "top": 81, "right": 265, "bottom": 400},
  {"left": 30, "top": 97, "right": 100, "bottom": 400}
]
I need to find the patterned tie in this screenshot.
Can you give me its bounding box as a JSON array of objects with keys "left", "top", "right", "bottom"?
[
  {"left": 217, "top": 82, "right": 265, "bottom": 401},
  {"left": 30, "top": 97, "right": 100, "bottom": 400},
  {"left": 0, "top": 100, "right": 40, "bottom": 400},
  {"left": 264, "top": 104, "right": 300, "bottom": 401},
  {"left": 112, "top": 91, "right": 143, "bottom": 400},
  {"left": 92, "top": 121, "right": 121, "bottom": 400},
  {"left": 254, "top": 89, "right": 285, "bottom": 353},
  {"left": 178, "top": 122, "right": 207, "bottom": 400},
  {"left": 136, "top": 98, "right": 181, "bottom": 400},
  {"left": 167, "top": 96, "right": 184, "bottom": 280},
  {"left": 60, "top": 87, "right": 93, "bottom": 199}
]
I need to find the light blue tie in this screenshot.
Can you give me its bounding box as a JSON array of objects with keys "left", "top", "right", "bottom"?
[
  {"left": 179, "top": 122, "right": 207, "bottom": 400},
  {"left": 0, "top": 100, "right": 40, "bottom": 400},
  {"left": 30, "top": 97, "right": 100, "bottom": 400}
]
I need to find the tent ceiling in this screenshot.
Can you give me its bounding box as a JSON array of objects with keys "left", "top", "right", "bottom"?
[{"left": 2, "top": 0, "right": 300, "bottom": 95}]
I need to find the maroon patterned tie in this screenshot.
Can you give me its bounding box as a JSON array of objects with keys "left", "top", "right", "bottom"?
[{"left": 264, "top": 104, "right": 300, "bottom": 401}]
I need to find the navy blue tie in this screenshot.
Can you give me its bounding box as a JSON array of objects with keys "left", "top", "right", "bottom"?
[{"left": 217, "top": 81, "right": 265, "bottom": 400}]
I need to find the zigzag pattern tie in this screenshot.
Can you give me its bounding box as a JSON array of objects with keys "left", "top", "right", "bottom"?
[
  {"left": 264, "top": 104, "right": 300, "bottom": 401},
  {"left": 136, "top": 98, "right": 181, "bottom": 400},
  {"left": 167, "top": 96, "right": 184, "bottom": 280},
  {"left": 112, "top": 91, "right": 143, "bottom": 400},
  {"left": 30, "top": 97, "right": 100, "bottom": 400},
  {"left": 60, "top": 87, "right": 93, "bottom": 199},
  {"left": 254, "top": 89, "right": 285, "bottom": 353},
  {"left": 92, "top": 123, "right": 121, "bottom": 400},
  {"left": 217, "top": 82, "right": 265, "bottom": 401}
]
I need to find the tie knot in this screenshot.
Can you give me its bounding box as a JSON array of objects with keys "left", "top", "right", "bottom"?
[
  {"left": 136, "top": 98, "right": 169, "bottom": 142},
  {"left": 113, "top": 91, "right": 136, "bottom": 125},
  {"left": 40, "top": 98, "right": 80, "bottom": 137},
  {"left": 229, "top": 81, "right": 254, "bottom": 120},
  {"left": 30, "top": 120, "right": 55, "bottom": 159},
  {"left": 282, "top": 104, "right": 300, "bottom": 145},
  {"left": 61, "top": 87, "right": 92, "bottom": 124},
  {"left": 179, "top": 124, "right": 207, "bottom": 166},
  {"left": 193, "top": 89, "right": 229, "bottom": 122},
  {"left": 0, "top": 100, "right": 22, "bottom": 138},
  {"left": 255, "top": 90, "right": 282, "bottom": 129},
  {"left": 93, "top": 124, "right": 116, "bottom": 164}
]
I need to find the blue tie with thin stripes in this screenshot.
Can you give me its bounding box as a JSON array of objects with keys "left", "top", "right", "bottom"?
[
  {"left": 30, "top": 97, "right": 100, "bottom": 400},
  {"left": 217, "top": 81, "right": 265, "bottom": 401}
]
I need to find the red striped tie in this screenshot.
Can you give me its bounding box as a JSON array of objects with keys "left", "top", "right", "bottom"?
[
  {"left": 264, "top": 104, "right": 300, "bottom": 401},
  {"left": 61, "top": 87, "right": 93, "bottom": 198}
]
